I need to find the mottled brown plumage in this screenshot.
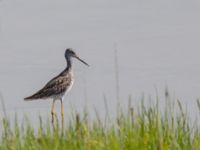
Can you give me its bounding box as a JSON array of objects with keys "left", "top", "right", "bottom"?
[
  {"left": 24, "top": 71, "right": 73, "bottom": 100},
  {"left": 24, "top": 48, "right": 89, "bottom": 127}
]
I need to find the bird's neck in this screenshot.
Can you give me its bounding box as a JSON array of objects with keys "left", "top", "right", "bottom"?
[
  {"left": 59, "top": 56, "right": 73, "bottom": 76},
  {"left": 66, "top": 56, "right": 72, "bottom": 71}
]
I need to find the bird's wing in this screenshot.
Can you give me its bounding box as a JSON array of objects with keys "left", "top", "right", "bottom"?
[{"left": 24, "top": 74, "right": 72, "bottom": 100}]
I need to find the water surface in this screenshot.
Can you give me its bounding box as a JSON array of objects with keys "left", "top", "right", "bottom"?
[{"left": 0, "top": 0, "right": 200, "bottom": 122}]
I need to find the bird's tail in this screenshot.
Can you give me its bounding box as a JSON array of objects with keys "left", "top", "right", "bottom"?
[
  {"left": 24, "top": 96, "right": 36, "bottom": 101},
  {"left": 24, "top": 89, "right": 45, "bottom": 101},
  {"left": 24, "top": 95, "right": 40, "bottom": 101}
]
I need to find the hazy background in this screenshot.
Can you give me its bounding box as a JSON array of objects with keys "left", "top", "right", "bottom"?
[{"left": 1, "top": 0, "right": 200, "bottom": 121}]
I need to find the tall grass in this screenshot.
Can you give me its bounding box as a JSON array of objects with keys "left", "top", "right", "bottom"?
[{"left": 0, "top": 94, "right": 200, "bottom": 150}]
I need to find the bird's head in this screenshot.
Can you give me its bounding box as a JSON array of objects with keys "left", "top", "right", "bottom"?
[{"left": 65, "top": 48, "right": 89, "bottom": 66}]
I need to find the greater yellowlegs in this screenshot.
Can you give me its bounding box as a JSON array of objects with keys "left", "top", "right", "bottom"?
[{"left": 24, "top": 48, "right": 89, "bottom": 126}]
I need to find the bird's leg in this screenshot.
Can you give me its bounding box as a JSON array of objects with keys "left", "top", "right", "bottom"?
[
  {"left": 60, "top": 99, "right": 64, "bottom": 129},
  {"left": 51, "top": 99, "right": 56, "bottom": 125}
]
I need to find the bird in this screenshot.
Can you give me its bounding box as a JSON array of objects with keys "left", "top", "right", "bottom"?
[{"left": 24, "top": 48, "right": 89, "bottom": 127}]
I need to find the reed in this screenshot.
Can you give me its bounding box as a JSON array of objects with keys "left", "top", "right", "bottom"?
[{"left": 0, "top": 93, "right": 200, "bottom": 150}]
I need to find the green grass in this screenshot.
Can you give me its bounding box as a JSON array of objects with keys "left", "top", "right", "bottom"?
[{"left": 1, "top": 96, "right": 200, "bottom": 150}]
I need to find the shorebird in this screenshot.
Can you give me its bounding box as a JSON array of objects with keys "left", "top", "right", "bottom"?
[{"left": 24, "top": 48, "right": 89, "bottom": 126}]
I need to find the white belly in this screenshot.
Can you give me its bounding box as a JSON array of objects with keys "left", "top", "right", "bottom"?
[
  {"left": 66, "top": 79, "right": 74, "bottom": 93},
  {"left": 60, "top": 73, "right": 74, "bottom": 100},
  {"left": 51, "top": 72, "right": 74, "bottom": 100}
]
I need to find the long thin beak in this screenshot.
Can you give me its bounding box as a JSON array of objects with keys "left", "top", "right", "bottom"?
[{"left": 75, "top": 56, "right": 89, "bottom": 66}]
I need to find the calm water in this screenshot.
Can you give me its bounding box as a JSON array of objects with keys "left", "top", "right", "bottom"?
[{"left": 0, "top": 0, "right": 200, "bottom": 122}]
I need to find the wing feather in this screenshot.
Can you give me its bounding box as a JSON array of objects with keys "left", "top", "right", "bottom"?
[{"left": 24, "top": 73, "right": 72, "bottom": 100}]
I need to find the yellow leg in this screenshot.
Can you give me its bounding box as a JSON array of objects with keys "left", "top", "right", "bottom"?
[
  {"left": 60, "top": 99, "right": 64, "bottom": 129},
  {"left": 51, "top": 99, "right": 56, "bottom": 125}
]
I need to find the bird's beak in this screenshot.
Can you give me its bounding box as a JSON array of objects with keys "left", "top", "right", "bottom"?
[{"left": 75, "top": 56, "right": 89, "bottom": 66}]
